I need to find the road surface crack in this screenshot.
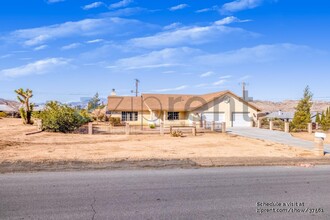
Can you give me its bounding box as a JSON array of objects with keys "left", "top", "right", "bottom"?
[{"left": 91, "top": 197, "right": 96, "bottom": 220}]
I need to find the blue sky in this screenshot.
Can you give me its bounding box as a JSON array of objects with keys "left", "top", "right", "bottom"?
[{"left": 0, "top": 0, "right": 330, "bottom": 102}]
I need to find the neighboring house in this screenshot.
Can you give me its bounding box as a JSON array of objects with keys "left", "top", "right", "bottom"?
[
  {"left": 107, "top": 90, "right": 261, "bottom": 127},
  {"left": 266, "top": 110, "right": 319, "bottom": 123},
  {"left": 0, "top": 104, "right": 16, "bottom": 113},
  {"left": 0, "top": 103, "right": 18, "bottom": 117}
]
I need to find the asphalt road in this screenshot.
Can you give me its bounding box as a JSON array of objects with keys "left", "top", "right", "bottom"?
[{"left": 1, "top": 167, "right": 330, "bottom": 220}]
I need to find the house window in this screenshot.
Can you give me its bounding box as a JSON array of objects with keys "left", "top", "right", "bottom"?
[
  {"left": 122, "top": 112, "right": 138, "bottom": 121},
  {"left": 168, "top": 112, "right": 179, "bottom": 120}
]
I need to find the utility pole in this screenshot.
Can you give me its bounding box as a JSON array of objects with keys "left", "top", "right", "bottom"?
[{"left": 135, "top": 79, "right": 139, "bottom": 97}]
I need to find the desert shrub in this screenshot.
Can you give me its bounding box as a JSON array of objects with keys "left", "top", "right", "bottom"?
[
  {"left": 35, "top": 101, "right": 91, "bottom": 133},
  {"left": 149, "top": 123, "right": 156, "bottom": 129},
  {"left": 171, "top": 130, "right": 183, "bottom": 137},
  {"left": 272, "top": 119, "right": 284, "bottom": 131},
  {"left": 0, "top": 112, "right": 7, "bottom": 118},
  {"left": 109, "top": 117, "right": 121, "bottom": 126},
  {"left": 260, "top": 118, "right": 269, "bottom": 128}
]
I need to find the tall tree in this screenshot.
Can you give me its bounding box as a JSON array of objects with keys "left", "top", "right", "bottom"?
[
  {"left": 315, "top": 113, "right": 321, "bottom": 124},
  {"left": 87, "top": 92, "right": 101, "bottom": 111},
  {"left": 15, "top": 88, "right": 34, "bottom": 124},
  {"left": 291, "top": 86, "right": 313, "bottom": 131}
]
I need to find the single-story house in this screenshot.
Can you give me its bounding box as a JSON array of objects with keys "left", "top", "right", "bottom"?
[
  {"left": 265, "top": 110, "right": 319, "bottom": 122},
  {"left": 107, "top": 90, "right": 261, "bottom": 127}
]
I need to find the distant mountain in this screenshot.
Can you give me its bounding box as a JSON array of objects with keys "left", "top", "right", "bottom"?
[
  {"left": 253, "top": 100, "right": 330, "bottom": 113},
  {"left": 0, "top": 98, "right": 19, "bottom": 108}
]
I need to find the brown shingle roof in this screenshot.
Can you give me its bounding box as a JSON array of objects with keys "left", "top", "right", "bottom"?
[
  {"left": 107, "top": 90, "right": 261, "bottom": 112},
  {"left": 107, "top": 96, "right": 149, "bottom": 112}
]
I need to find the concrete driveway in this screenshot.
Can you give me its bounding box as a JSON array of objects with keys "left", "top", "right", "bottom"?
[{"left": 228, "top": 127, "right": 330, "bottom": 152}]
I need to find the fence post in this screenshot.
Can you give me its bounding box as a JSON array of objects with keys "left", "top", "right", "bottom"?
[
  {"left": 211, "top": 121, "right": 215, "bottom": 132},
  {"left": 314, "top": 137, "right": 324, "bottom": 156},
  {"left": 284, "top": 122, "right": 290, "bottom": 133},
  {"left": 269, "top": 121, "right": 273, "bottom": 131},
  {"left": 257, "top": 119, "right": 261, "bottom": 129},
  {"left": 203, "top": 120, "right": 207, "bottom": 129},
  {"left": 160, "top": 122, "right": 164, "bottom": 135},
  {"left": 125, "top": 123, "right": 130, "bottom": 135},
  {"left": 37, "top": 119, "right": 42, "bottom": 131},
  {"left": 221, "top": 122, "right": 226, "bottom": 133},
  {"left": 308, "top": 123, "right": 313, "bottom": 134},
  {"left": 316, "top": 123, "right": 319, "bottom": 130},
  {"left": 192, "top": 126, "right": 196, "bottom": 136},
  {"left": 88, "top": 122, "right": 93, "bottom": 135}
]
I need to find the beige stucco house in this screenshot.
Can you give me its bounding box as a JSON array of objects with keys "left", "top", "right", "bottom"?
[{"left": 107, "top": 90, "right": 261, "bottom": 127}]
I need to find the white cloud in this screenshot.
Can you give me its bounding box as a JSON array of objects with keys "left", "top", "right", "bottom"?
[
  {"left": 200, "top": 71, "right": 214, "bottom": 78},
  {"left": 111, "top": 47, "right": 200, "bottom": 71},
  {"left": 169, "top": 4, "right": 189, "bottom": 11},
  {"left": 154, "top": 85, "right": 188, "bottom": 92},
  {"left": 11, "top": 17, "right": 146, "bottom": 46},
  {"left": 47, "top": 0, "right": 65, "bottom": 3},
  {"left": 0, "top": 58, "right": 69, "bottom": 78},
  {"left": 109, "top": 0, "right": 133, "bottom": 9},
  {"left": 163, "top": 22, "right": 182, "bottom": 30},
  {"left": 126, "top": 63, "right": 179, "bottom": 70},
  {"left": 61, "top": 43, "right": 81, "bottom": 50},
  {"left": 196, "top": 44, "right": 310, "bottom": 65},
  {"left": 221, "top": 0, "right": 263, "bottom": 13},
  {"left": 86, "top": 39, "right": 104, "bottom": 44},
  {"left": 0, "top": 54, "right": 13, "bottom": 59},
  {"left": 214, "top": 16, "right": 251, "bottom": 26},
  {"left": 129, "top": 23, "right": 253, "bottom": 49},
  {"left": 83, "top": 2, "right": 104, "bottom": 10},
  {"left": 34, "top": 45, "right": 48, "bottom": 51},
  {"left": 101, "top": 7, "right": 149, "bottom": 17},
  {"left": 219, "top": 75, "right": 232, "bottom": 79},
  {"left": 196, "top": 6, "right": 219, "bottom": 13},
  {"left": 213, "top": 79, "right": 227, "bottom": 86},
  {"left": 239, "top": 75, "right": 252, "bottom": 81}
]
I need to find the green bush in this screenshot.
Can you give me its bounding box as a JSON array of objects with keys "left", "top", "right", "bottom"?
[
  {"left": 149, "top": 123, "right": 156, "bottom": 129},
  {"left": 35, "top": 101, "right": 91, "bottom": 133},
  {"left": 109, "top": 117, "right": 121, "bottom": 126},
  {"left": 0, "top": 112, "right": 7, "bottom": 118}
]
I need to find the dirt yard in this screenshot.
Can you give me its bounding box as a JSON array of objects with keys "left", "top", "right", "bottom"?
[
  {"left": 292, "top": 132, "right": 330, "bottom": 144},
  {"left": 0, "top": 118, "right": 317, "bottom": 165}
]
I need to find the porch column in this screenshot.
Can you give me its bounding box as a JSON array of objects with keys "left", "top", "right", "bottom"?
[
  {"left": 284, "top": 122, "right": 290, "bottom": 133},
  {"left": 269, "top": 121, "right": 274, "bottom": 131},
  {"left": 257, "top": 119, "right": 261, "bottom": 129}
]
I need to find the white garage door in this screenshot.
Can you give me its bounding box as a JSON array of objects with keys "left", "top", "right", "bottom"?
[
  {"left": 232, "top": 113, "right": 251, "bottom": 127},
  {"left": 203, "top": 112, "right": 225, "bottom": 129}
]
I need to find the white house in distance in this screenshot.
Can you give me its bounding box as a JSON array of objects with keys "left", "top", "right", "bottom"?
[
  {"left": 107, "top": 90, "right": 261, "bottom": 127},
  {"left": 266, "top": 110, "right": 319, "bottom": 123}
]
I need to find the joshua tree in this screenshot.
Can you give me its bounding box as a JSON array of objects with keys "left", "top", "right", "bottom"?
[{"left": 15, "top": 88, "right": 34, "bottom": 124}]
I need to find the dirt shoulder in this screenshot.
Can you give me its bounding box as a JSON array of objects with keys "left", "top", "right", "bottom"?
[{"left": 1, "top": 118, "right": 329, "bottom": 173}]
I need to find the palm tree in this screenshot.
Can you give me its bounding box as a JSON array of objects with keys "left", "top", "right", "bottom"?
[{"left": 15, "top": 88, "right": 34, "bottom": 124}]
